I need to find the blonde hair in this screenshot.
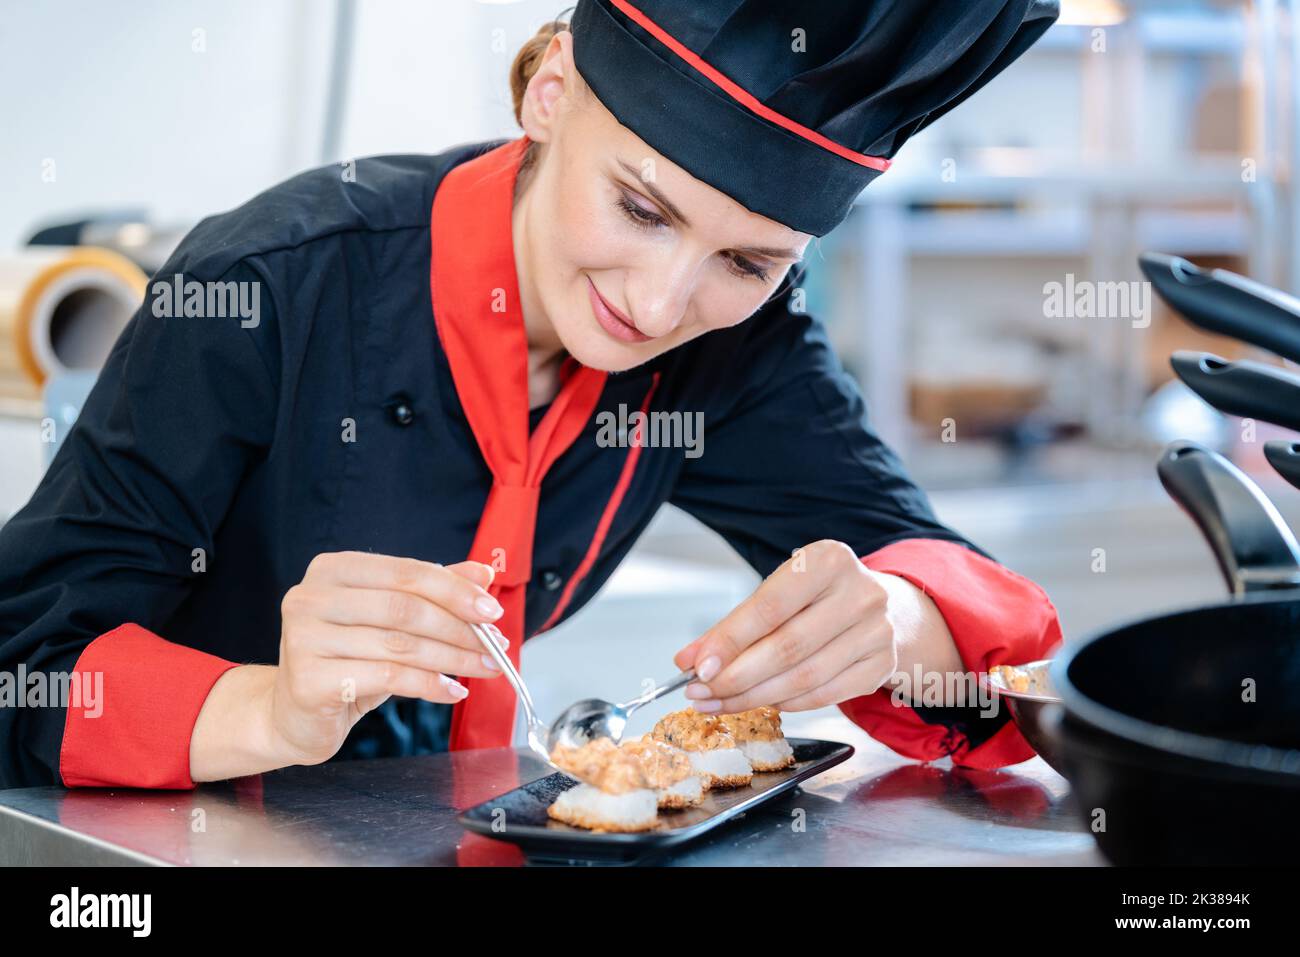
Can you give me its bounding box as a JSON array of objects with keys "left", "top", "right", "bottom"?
[
  {"left": 510, "top": 14, "right": 572, "bottom": 126},
  {"left": 509, "top": 11, "right": 574, "bottom": 187}
]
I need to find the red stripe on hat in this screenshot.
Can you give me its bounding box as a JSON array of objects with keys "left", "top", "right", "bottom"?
[{"left": 608, "top": 0, "right": 890, "bottom": 173}]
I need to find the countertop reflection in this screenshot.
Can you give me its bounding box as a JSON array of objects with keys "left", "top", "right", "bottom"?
[{"left": 0, "top": 723, "right": 1102, "bottom": 866}]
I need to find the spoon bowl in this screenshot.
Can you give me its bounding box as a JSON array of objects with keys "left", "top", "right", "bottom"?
[
  {"left": 547, "top": 698, "right": 630, "bottom": 751},
  {"left": 547, "top": 668, "right": 697, "bottom": 752},
  {"left": 470, "top": 622, "right": 696, "bottom": 783}
]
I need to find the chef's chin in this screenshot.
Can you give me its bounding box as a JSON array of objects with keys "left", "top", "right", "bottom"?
[{"left": 562, "top": 329, "right": 658, "bottom": 374}]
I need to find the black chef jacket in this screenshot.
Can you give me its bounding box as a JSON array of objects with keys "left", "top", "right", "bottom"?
[{"left": 0, "top": 139, "right": 1060, "bottom": 790}]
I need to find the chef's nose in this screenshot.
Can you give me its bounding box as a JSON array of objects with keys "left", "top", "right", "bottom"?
[{"left": 631, "top": 249, "right": 702, "bottom": 338}]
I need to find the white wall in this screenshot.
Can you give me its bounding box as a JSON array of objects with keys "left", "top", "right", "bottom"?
[{"left": 0, "top": 0, "right": 573, "bottom": 251}]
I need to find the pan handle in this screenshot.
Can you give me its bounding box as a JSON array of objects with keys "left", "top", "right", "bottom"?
[
  {"left": 1264, "top": 440, "right": 1300, "bottom": 492},
  {"left": 1175, "top": 351, "right": 1300, "bottom": 434},
  {"left": 1156, "top": 441, "right": 1300, "bottom": 595},
  {"left": 1171, "top": 351, "right": 1300, "bottom": 434},
  {"left": 1140, "top": 253, "right": 1300, "bottom": 364}
]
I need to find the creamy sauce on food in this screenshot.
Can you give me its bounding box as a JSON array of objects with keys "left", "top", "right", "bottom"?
[
  {"left": 651, "top": 709, "right": 737, "bottom": 751},
  {"left": 550, "top": 738, "right": 653, "bottom": 794},
  {"left": 717, "top": 706, "right": 784, "bottom": 742},
  {"left": 620, "top": 735, "right": 694, "bottom": 787}
]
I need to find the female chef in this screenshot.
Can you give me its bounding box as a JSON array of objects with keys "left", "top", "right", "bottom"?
[{"left": 0, "top": 0, "right": 1062, "bottom": 790}]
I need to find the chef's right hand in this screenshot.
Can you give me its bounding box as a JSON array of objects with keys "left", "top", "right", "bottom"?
[{"left": 268, "top": 552, "right": 508, "bottom": 766}]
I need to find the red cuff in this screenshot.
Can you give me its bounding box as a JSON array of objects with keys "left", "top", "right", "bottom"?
[
  {"left": 60, "top": 623, "right": 239, "bottom": 789},
  {"left": 837, "top": 538, "right": 1063, "bottom": 769}
]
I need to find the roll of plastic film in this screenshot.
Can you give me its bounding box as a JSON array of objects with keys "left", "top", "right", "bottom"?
[{"left": 0, "top": 247, "right": 146, "bottom": 399}]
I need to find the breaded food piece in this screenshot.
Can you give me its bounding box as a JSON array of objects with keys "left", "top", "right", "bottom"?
[
  {"left": 546, "top": 784, "right": 659, "bottom": 832},
  {"left": 990, "top": 663, "right": 1053, "bottom": 696},
  {"left": 547, "top": 738, "right": 660, "bottom": 832},
  {"left": 652, "top": 709, "right": 753, "bottom": 789},
  {"left": 652, "top": 709, "right": 736, "bottom": 751},
  {"left": 655, "top": 774, "right": 706, "bottom": 809},
  {"left": 718, "top": 707, "right": 796, "bottom": 772},
  {"left": 550, "top": 738, "right": 653, "bottom": 794},
  {"left": 621, "top": 734, "right": 705, "bottom": 808},
  {"left": 717, "top": 706, "right": 784, "bottom": 742}
]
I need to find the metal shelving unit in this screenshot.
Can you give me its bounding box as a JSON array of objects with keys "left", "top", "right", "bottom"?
[{"left": 839, "top": 1, "right": 1288, "bottom": 458}]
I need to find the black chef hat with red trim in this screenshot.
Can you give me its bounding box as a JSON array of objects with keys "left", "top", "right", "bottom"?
[{"left": 570, "top": 0, "right": 1058, "bottom": 236}]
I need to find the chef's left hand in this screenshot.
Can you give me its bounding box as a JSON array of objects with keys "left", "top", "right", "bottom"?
[{"left": 672, "top": 539, "right": 957, "bottom": 713}]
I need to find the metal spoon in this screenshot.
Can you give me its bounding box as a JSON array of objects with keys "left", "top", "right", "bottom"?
[
  {"left": 470, "top": 622, "right": 569, "bottom": 777},
  {"left": 471, "top": 621, "right": 694, "bottom": 777},
  {"left": 546, "top": 669, "right": 697, "bottom": 750}
]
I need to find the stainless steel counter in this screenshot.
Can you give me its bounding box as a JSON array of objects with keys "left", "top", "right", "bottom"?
[{"left": 0, "top": 724, "right": 1103, "bottom": 866}]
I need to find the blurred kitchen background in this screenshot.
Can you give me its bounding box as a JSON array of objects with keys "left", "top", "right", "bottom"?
[{"left": 4, "top": 0, "right": 1300, "bottom": 746}]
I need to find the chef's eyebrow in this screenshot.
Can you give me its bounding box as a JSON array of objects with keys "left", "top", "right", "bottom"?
[
  {"left": 618, "top": 160, "right": 691, "bottom": 227},
  {"left": 616, "top": 160, "right": 803, "bottom": 263},
  {"left": 733, "top": 243, "right": 804, "bottom": 264}
]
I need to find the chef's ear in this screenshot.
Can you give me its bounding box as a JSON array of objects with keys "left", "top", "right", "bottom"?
[{"left": 518, "top": 29, "right": 579, "bottom": 145}]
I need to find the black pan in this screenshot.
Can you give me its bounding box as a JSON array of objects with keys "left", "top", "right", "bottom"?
[{"left": 1048, "top": 442, "right": 1300, "bottom": 865}]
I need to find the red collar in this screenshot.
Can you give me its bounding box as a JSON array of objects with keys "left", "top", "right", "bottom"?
[
  {"left": 429, "top": 136, "right": 609, "bottom": 754},
  {"left": 430, "top": 138, "right": 608, "bottom": 499},
  {"left": 429, "top": 136, "right": 610, "bottom": 588}
]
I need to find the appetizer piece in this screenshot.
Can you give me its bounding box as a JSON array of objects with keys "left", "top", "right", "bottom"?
[
  {"left": 652, "top": 709, "right": 753, "bottom": 789},
  {"left": 717, "top": 706, "right": 795, "bottom": 772},
  {"left": 989, "top": 662, "right": 1054, "bottom": 697},
  {"left": 547, "top": 738, "right": 658, "bottom": 833},
  {"left": 621, "top": 734, "right": 705, "bottom": 809}
]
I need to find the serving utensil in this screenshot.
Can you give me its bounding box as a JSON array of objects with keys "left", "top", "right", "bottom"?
[
  {"left": 470, "top": 622, "right": 695, "bottom": 780},
  {"left": 979, "top": 660, "right": 1066, "bottom": 774},
  {"left": 545, "top": 667, "right": 696, "bottom": 751}
]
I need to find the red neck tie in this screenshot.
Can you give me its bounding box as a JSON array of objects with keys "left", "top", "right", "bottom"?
[{"left": 430, "top": 137, "right": 608, "bottom": 751}]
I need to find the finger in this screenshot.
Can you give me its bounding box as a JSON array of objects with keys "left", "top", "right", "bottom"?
[
  {"left": 695, "top": 619, "right": 885, "bottom": 713},
  {"left": 672, "top": 637, "right": 705, "bottom": 672},
  {"left": 774, "top": 652, "right": 898, "bottom": 712},
  {"left": 307, "top": 622, "right": 505, "bottom": 680},
  {"left": 445, "top": 560, "right": 495, "bottom": 589},
  {"left": 303, "top": 586, "right": 496, "bottom": 654},
  {"left": 303, "top": 659, "right": 471, "bottom": 707},
  {"left": 688, "top": 593, "right": 851, "bottom": 702},
  {"left": 306, "top": 552, "right": 504, "bottom": 623},
  {"left": 684, "top": 551, "right": 834, "bottom": 679}
]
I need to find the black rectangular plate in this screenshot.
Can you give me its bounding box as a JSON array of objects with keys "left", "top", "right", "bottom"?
[{"left": 458, "top": 738, "right": 853, "bottom": 864}]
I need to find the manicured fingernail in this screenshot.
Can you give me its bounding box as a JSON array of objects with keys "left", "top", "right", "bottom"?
[
  {"left": 475, "top": 595, "right": 503, "bottom": 619},
  {"left": 481, "top": 655, "right": 501, "bottom": 672},
  {"left": 684, "top": 682, "right": 710, "bottom": 699},
  {"left": 444, "top": 676, "right": 469, "bottom": 699},
  {"left": 693, "top": 699, "right": 721, "bottom": 713},
  {"left": 495, "top": 634, "right": 510, "bottom": 650},
  {"left": 696, "top": 656, "right": 721, "bottom": 682}
]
